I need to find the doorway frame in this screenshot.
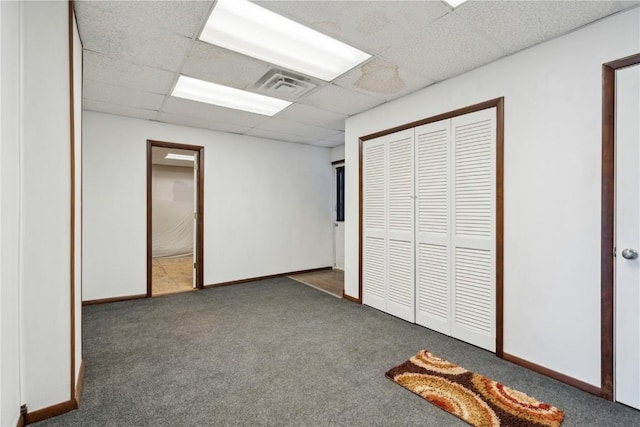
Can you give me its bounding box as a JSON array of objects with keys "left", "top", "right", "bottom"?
[
  {"left": 147, "top": 139, "right": 205, "bottom": 296},
  {"left": 600, "top": 52, "right": 640, "bottom": 401},
  {"left": 332, "top": 159, "right": 345, "bottom": 270}
]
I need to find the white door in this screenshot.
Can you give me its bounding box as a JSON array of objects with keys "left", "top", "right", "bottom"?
[
  {"left": 333, "top": 163, "right": 345, "bottom": 270},
  {"left": 415, "top": 119, "right": 452, "bottom": 335},
  {"left": 413, "top": 108, "right": 496, "bottom": 352},
  {"left": 450, "top": 108, "right": 496, "bottom": 353},
  {"left": 615, "top": 63, "right": 640, "bottom": 410},
  {"left": 192, "top": 152, "right": 198, "bottom": 289},
  {"left": 362, "top": 129, "right": 415, "bottom": 322}
]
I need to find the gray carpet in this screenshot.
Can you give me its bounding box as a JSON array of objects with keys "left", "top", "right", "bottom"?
[{"left": 37, "top": 277, "right": 639, "bottom": 426}]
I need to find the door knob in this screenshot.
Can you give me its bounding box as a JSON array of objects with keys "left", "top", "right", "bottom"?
[{"left": 621, "top": 248, "right": 638, "bottom": 259}]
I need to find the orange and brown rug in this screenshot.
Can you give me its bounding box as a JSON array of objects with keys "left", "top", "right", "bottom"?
[{"left": 385, "top": 349, "right": 564, "bottom": 427}]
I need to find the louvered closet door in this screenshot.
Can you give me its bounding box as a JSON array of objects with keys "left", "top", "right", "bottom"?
[
  {"left": 362, "top": 129, "right": 415, "bottom": 322},
  {"left": 414, "top": 120, "right": 451, "bottom": 334},
  {"left": 387, "top": 130, "right": 415, "bottom": 322},
  {"left": 362, "top": 138, "right": 387, "bottom": 313},
  {"left": 450, "top": 108, "right": 496, "bottom": 352}
]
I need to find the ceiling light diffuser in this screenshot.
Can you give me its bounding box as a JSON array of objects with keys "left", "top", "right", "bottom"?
[
  {"left": 443, "top": 0, "right": 469, "bottom": 8},
  {"left": 165, "top": 153, "right": 195, "bottom": 161},
  {"left": 200, "top": 0, "right": 371, "bottom": 81},
  {"left": 171, "top": 75, "right": 291, "bottom": 116}
]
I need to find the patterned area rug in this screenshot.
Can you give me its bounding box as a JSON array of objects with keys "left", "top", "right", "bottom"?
[{"left": 385, "top": 349, "right": 564, "bottom": 427}]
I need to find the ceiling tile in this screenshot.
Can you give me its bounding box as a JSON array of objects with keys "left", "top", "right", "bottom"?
[
  {"left": 83, "top": 99, "right": 158, "bottom": 121},
  {"left": 84, "top": 80, "right": 165, "bottom": 111},
  {"left": 84, "top": 51, "right": 175, "bottom": 94},
  {"left": 182, "top": 41, "right": 271, "bottom": 89},
  {"left": 244, "top": 128, "right": 319, "bottom": 145},
  {"left": 382, "top": 12, "right": 506, "bottom": 82},
  {"left": 253, "top": 118, "right": 343, "bottom": 140},
  {"left": 301, "top": 84, "right": 384, "bottom": 116},
  {"left": 256, "top": 1, "right": 450, "bottom": 56},
  {"left": 75, "top": 3, "right": 191, "bottom": 71},
  {"left": 75, "top": 1, "right": 213, "bottom": 38},
  {"left": 161, "top": 97, "right": 268, "bottom": 128},
  {"left": 157, "top": 113, "right": 252, "bottom": 135},
  {"left": 454, "top": 1, "right": 639, "bottom": 54},
  {"left": 315, "top": 131, "right": 346, "bottom": 148},
  {"left": 334, "top": 57, "right": 435, "bottom": 101},
  {"left": 276, "top": 104, "right": 348, "bottom": 131}
]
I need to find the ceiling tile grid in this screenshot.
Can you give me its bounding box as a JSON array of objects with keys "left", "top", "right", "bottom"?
[
  {"left": 156, "top": 112, "right": 253, "bottom": 135},
  {"left": 75, "top": 2, "right": 192, "bottom": 72},
  {"left": 83, "top": 50, "right": 176, "bottom": 95},
  {"left": 83, "top": 80, "right": 166, "bottom": 111},
  {"left": 276, "top": 104, "right": 348, "bottom": 131},
  {"left": 83, "top": 99, "right": 159, "bottom": 122},
  {"left": 301, "top": 83, "right": 386, "bottom": 116},
  {"left": 161, "top": 97, "right": 268, "bottom": 129},
  {"left": 75, "top": 0, "right": 640, "bottom": 147}
]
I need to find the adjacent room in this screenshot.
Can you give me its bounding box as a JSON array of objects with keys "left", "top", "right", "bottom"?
[{"left": 0, "top": 0, "right": 639, "bottom": 426}]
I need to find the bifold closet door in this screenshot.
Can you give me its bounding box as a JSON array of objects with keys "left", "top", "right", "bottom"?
[
  {"left": 450, "top": 108, "right": 496, "bottom": 352},
  {"left": 415, "top": 119, "right": 452, "bottom": 335},
  {"left": 415, "top": 108, "right": 496, "bottom": 352},
  {"left": 362, "top": 129, "right": 415, "bottom": 322}
]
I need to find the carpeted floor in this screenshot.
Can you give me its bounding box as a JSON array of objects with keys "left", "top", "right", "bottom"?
[{"left": 36, "top": 278, "right": 639, "bottom": 426}]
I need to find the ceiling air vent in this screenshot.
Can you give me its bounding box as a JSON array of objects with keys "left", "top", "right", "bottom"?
[{"left": 252, "top": 69, "right": 318, "bottom": 101}]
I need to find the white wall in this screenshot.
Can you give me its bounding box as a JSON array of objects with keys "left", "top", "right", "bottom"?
[
  {"left": 345, "top": 8, "right": 639, "bottom": 388},
  {"left": 331, "top": 144, "right": 345, "bottom": 163},
  {"left": 0, "top": 1, "right": 22, "bottom": 424},
  {"left": 83, "top": 112, "right": 333, "bottom": 301},
  {"left": 20, "top": 0, "right": 72, "bottom": 411}
]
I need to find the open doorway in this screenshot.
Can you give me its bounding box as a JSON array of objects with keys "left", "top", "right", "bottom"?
[
  {"left": 333, "top": 161, "right": 345, "bottom": 270},
  {"left": 147, "top": 140, "right": 204, "bottom": 297}
]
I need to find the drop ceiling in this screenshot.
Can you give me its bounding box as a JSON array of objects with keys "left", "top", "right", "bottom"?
[{"left": 74, "top": 0, "right": 638, "bottom": 148}]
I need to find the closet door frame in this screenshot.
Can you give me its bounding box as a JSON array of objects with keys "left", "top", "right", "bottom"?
[{"left": 358, "top": 97, "right": 504, "bottom": 356}]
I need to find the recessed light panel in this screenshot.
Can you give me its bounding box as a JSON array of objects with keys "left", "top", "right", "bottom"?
[
  {"left": 200, "top": 0, "right": 371, "bottom": 81},
  {"left": 171, "top": 75, "right": 291, "bottom": 116},
  {"left": 443, "top": 0, "right": 469, "bottom": 8},
  {"left": 165, "top": 153, "right": 195, "bottom": 161}
]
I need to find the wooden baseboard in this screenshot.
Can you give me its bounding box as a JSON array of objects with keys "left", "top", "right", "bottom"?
[
  {"left": 502, "top": 352, "right": 601, "bottom": 396},
  {"left": 83, "top": 293, "right": 147, "bottom": 306},
  {"left": 204, "top": 267, "right": 333, "bottom": 289},
  {"left": 342, "top": 290, "right": 361, "bottom": 304},
  {"left": 24, "top": 399, "right": 77, "bottom": 425},
  {"left": 75, "top": 360, "right": 85, "bottom": 403}
]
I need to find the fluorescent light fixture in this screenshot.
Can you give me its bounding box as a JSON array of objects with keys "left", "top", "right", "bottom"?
[
  {"left": 443, "top": 0, "right": 469, "bottom": 8},
  {"left": 165, "top": 153, "right": 195, "bottom": 161},
  {"left": 200, "top": 0, "right": 371, "bottom": 81},
  {"left": 171, "top": 75, "right": 291, "bottom": 116}
]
